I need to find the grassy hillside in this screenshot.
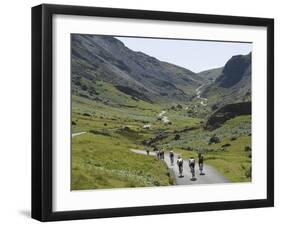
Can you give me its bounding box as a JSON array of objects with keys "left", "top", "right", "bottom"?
[
  {"left": 71, "top": 91, "right": 177, "bottom": 189},
  {"left": 71, "top": 89, "right": 201, "bottom": 190},
  {"left": 72, "top": 133, "right": 173, "bottom": 190},
  {"left": 72, "top": 86, "right": 251, "bottom": 189}
]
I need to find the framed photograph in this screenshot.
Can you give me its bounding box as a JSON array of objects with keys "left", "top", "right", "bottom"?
[{"left": 32, "top": 4, "right": 274, "bottom": 221}]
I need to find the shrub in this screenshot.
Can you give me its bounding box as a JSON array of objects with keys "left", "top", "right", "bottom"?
[
  {"left": 209, "top": 134, "right": 220, "bottom": 144},
  {"left": 221, "top": 143, "right": 231, "bottom": 148},
  {"left": 83, "top": 113, "right": 91, "bottom": 117},
  {"left": 123, "top": 126, "right": 132, "bottom": 131},
  {"left": 177, "top": 104, "right": 183, "bottom": 109},
  {"left": 244, "top": 145, "right": 251, "bottom": 152}
]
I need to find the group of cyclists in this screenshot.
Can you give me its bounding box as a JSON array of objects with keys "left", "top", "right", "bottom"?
[
  {"left": 153, "top": 147, "right": 205, "bottom": 180},
  {"left": 176, "top": 153, "right": 204, "bottom": 180},
  {"left": 156, "top": 149, "right": 165, "bottom": 160}
]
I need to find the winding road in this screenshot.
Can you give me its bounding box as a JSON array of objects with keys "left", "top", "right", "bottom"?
[
  {"left": 131, "top": 149, "right": 229, "bottom": 185},
  {"left": 196, "top": 84, "right": 208, "bottom": 106},
  {"left": 158, "top": 111, "right": 170, "bottom": 124}
]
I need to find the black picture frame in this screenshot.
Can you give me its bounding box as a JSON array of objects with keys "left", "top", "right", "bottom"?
[{"left": 32, "top": 3, "right": 274, "bottom": 222}]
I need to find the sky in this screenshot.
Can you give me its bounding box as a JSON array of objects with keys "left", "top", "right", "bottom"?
[{"left": 117, "top": 37, "right": 252, "bottom": 73}]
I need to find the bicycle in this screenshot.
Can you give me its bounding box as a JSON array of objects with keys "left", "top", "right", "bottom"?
[
  {"left": 179, "top": 165, "right": 183, "bottom": 177},
  {"left": 199, "top": 163, "right": 204, "bottom": 175},
  {"left": 170, "top": 155, "right": 174, "bottom": 165},
  {"left": 190, "top": 166, "right": 195, "bottom": 178}
]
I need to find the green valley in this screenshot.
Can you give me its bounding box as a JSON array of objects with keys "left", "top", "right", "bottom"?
[{"left": 71, "top": 34, "right": 252, "bottom": 190}]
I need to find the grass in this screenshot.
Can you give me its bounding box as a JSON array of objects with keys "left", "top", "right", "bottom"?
[
  {"left": 71, "top": 127, "right": 173, "bottom": 190},
  {"left": 71, "top": 81, "right": 252, "bottom": 189}
]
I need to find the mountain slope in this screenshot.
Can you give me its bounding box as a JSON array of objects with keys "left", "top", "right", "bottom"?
[
  {"left": 205, "top": 102, "right": 251, "bottom": 130},
  {"left": 198, "top": 67, "right": 223, "bottom": 82},
  {"left": 71, "top": 34, "right": 206, "bottom": 103},
  {"left": 202, "top": 53, "right": 251, "bottom": 108}
]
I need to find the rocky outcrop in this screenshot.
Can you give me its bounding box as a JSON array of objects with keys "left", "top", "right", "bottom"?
[
  {"left": 205, "top": 102, "right": 251, "bottom": 130},
  {"left": 202, "top": 53, "right": 251, "bottom": 108}
]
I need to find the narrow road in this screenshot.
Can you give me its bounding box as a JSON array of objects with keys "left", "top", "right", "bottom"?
[
  {"left": 72, "top": 132, "right": 86, "bottom": 137},
  {"left": 131, "top": 149, "right": 229, "bottom": 185},
  {"left": 158, "top": 111, "right": 170, "bottom": 124},
  {"left": 195, "top": 84, "right": 205, "bottom": 94},
  {"left": 196, "top": 84, "right": 208, "bottom": 106}
]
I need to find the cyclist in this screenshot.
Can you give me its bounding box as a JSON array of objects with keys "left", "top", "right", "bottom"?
[
  {"left": 198, "top": 153, "right": 204, "bottom": 175},
  {"left": 156, "top": 150, "right": 160, "bottom": 160},
  {"left": 189, "top": 157, "right": 196, "bottom": 180},
  {"left": 177, "top": 155, "right": 184, "bottom": 177},
  {"left": 146, "top": 149, "right": 150, "bottom": 156},
  {"left": 169, "top": 151, "right": 174, "bottom": 165},
  {"left": 160, "top": 149, "right": 165, "bottom": 160}
]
